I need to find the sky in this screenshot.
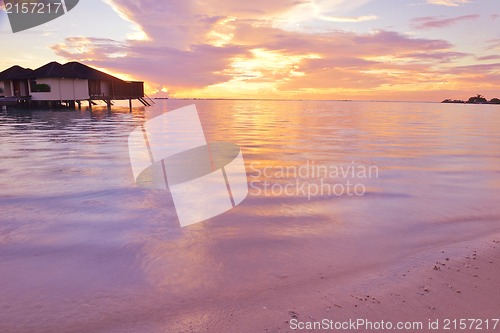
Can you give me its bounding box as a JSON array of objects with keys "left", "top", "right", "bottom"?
[{"left": 0, "top": 0, "right": 499, "bottom": 101}]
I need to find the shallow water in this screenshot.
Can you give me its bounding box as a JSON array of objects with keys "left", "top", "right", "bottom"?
[{"left": 1, "top": 100, "right": 500, "bottom": 332}]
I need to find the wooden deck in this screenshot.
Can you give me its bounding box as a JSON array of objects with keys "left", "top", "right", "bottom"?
[{"left": 0, "top": 96, "right": 31, "bottom": 107}]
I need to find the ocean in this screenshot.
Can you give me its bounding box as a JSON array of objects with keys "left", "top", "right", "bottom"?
[{"left": 1, "top": 99, "right": 499, "bottom": 332}]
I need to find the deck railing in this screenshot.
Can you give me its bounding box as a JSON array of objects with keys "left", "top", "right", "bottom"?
[{"left": 112, "top": 81, "right": 144, "bottom": 100}]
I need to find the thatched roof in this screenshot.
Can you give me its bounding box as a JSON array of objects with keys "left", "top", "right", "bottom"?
[
  {"left": 0, "top": 62, "right": 128, "bottom": 83},
  {"left": 0, "top": 65, "right": 34, "bottom": 80}
]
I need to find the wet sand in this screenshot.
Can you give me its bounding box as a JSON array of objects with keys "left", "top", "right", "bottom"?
[{"left": 206, "top": 234, "right": 500, "bottom": 333}]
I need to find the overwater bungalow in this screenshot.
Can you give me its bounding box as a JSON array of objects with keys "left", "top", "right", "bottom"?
[{"left": 0, "top": 61, "right": 151, "bottom": 109}]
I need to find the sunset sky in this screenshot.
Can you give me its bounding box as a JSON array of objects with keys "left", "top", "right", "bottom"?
[{"left": 1, "top": 0, "right": 499, "bottom": 101}]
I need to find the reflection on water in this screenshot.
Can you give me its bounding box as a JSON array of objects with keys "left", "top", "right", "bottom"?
[{"left": 1, "top": 101, "right": 500, "bottom": 331}]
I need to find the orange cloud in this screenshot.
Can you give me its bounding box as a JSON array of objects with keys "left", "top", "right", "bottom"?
[{"left": 49, "top": 0, "right": 500, "bottom": 101}]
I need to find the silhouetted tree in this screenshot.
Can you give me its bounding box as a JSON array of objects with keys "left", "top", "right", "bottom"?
[
  {"left": 467, "top": 94, "right": 487, "bottom": 104},
  {"left": 490, "top": 98, "right": 500, "bottom": 104}
]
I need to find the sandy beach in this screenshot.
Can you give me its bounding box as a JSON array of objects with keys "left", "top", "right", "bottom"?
[{"left": 205, "top": 234, "right": 500, "bottom": 333}]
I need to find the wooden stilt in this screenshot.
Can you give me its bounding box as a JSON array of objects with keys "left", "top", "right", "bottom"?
[{"left": 129, "top": 99, "right": 132, "bottom": 113}]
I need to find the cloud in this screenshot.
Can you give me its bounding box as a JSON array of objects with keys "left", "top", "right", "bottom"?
[
  {"left": 485, "top": 38, "right": 500, "bottom": 50},
  {"left": 53, "top": 24, "right": 456, "bottom": 95},
  {"left": 426, "top": 0, "right": 472, "bottom": 6},
  {"left": 48, "top": 0, "right": 499, "bottom": 100},
  {"left": 318, "top": 15, "right": 378, "bottom": 23},
  {"left": 444, "top": 63, "right": 500, "bottom": 75},
  {"left": 52, "top": 37, "right": 250, "bottom": 89},
  {"left": 412, "top": 15, "right": 479, "bottom": 29},
  {"left": 396, "top": 51, "right": 469, "bottom": 63},
  {"left": 477, "top": 55, "right": 500, "bottom": 61}
]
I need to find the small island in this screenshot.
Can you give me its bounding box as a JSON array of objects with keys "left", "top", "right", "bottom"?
[{"left": 442, "top": 94, "right": 500, "bottom": 104}]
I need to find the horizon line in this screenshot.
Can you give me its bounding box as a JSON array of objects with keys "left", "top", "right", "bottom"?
[
  {"left": 157, "top": 95, "right": 500, "bottom": 104},
  {"left": 162, "top": 97, "right": 440, "bottom": 103}
]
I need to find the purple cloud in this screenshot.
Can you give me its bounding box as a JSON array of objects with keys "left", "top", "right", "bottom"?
[
  {"left": 47, "top": 0, "right": 498, "bottom": 97},
  {"left": 412, "top": 15, "right": 479, "bottom": 29}
]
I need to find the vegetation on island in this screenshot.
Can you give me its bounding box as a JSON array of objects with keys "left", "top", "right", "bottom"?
[{"left": 442, "top": 94, "right": 500, "bottom": 104}]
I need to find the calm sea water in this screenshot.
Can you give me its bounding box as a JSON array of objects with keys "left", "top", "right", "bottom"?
[{"left": 1, "top": 100, "right": 500, "bottom": 332}]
